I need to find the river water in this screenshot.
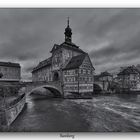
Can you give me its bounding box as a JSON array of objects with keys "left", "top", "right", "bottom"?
[{"left": 9, "top": 94, "right": 140, "bottom": 132}]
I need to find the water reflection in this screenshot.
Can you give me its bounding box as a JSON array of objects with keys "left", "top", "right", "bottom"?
[{"left": 116, "top": 93, "right": 139, "bottom": 102}]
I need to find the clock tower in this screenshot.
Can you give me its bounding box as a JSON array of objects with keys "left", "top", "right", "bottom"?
[{"left": 64, "top": 17, "right": 72, "bottom": 43}]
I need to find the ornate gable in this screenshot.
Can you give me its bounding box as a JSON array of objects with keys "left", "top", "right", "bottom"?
[{"left": 80, "top": 54, "right": 95, "bottom": 70}]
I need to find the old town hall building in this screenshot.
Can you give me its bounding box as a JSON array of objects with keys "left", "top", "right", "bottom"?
[{"left": 32, "top": 19, "right": 95, "bottom": 95}]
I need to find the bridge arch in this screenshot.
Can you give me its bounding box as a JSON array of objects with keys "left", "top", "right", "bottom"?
[
  {"left": 43, "top": 86, "right": 61, "bottom": 97},
  {"left": 93, "top": 83, "right": 103, "bottom": 94},
  {"left": 29, "top": 84, "right": 62, "bottom": 98}
]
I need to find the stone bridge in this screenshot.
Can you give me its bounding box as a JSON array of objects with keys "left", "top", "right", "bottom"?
[
  {"left": 21, "top": 80, "right": 112, "bottom": 96},
  {"left": 94, "top": 81, "right": 111, "bottom": 93},
  {"left": 22, "top": 81, "right": 63, "bottom": 97}
]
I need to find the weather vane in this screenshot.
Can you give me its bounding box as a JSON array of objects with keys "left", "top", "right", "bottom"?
[{"left": 67, "top": 17, "right": 69, "bottom": 26}]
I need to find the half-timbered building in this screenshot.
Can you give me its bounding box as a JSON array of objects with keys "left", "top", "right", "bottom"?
[{"left": 32, "top": 19, "right": 95, "bottom": 96}]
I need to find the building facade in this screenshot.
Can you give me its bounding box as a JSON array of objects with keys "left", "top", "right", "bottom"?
[
  {"left": 117, "top": 66, "right": 140, "bottom": 90},
  {"left": 32, "top": 19, "right": 95, "bottom": 95},
  {"left": 0, "top": 62, "right": 21, "bottom": 82},
  {"left": 98, "top": 71, "right": 113, "bottom": 82},
  {"left": 94, "top": 71, "right": 113, "bottom": 93}
]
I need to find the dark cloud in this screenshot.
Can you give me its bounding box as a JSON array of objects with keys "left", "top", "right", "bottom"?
[
  {"left": 25, "top": 65, "right": 35, "bottom": 73},
  {"left": 1, "top": 8, "right": 140, "bottom": 79}
]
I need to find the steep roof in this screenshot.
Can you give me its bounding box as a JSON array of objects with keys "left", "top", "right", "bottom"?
[
  {"left": 60, "top": 42, "right": 85, "bottom": 53},
  {"left": 32, "top": 57, "right": 52, "bottom": 73},
  {"left": 94, "top": 71, "right": 112, "bottom": 81},
  {"left": 0, "top": 61, "right": 20, "bottom": 68},
  {"left": 117, "top": 66, "right": 139, "bottom": 76},
  {"left": 50, "top": 44, "right": 60, "bottom": 53},
  {"left": 50, "top": 41, "right": 85, "bottom": 54},
  {"left": 63, "top": 54, "right": 86, "bottom": 70},
  {"left": 100, "top": 71, "right": 112, "bottom": 77}
]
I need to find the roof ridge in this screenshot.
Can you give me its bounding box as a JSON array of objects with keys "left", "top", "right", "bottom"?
[
  {"left": 0, "top": 61, "right": 20, "bottom": 67},
  {"left": 63, "top": 54, "right": 87, "bottom": 70}
]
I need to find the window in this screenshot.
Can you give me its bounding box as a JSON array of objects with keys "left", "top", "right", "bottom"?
[
  {"left": 64, "top": 71, "right": 67, "bottom": 75},
  {"left": 70, "top": 70, "right": 72, "bottom": 75},
  {"left": 75, "top": 69, "right": 78, "bottom": 74},
  {"left": 88, "top": 70, "right": 90, "bottom": 74},
  {"left": 73, "top": 77, "right": 75, "bottom": 82},
  {"left": 4, "top": 67, "right": 7, "bottom": 71},
  {"left": 83, "top": 69, "right": 86, "bottom": 74},
  {"left": 91, "top": 77, "right": 93, "bottom": 81},
  {"left": 90, "top": 70, "right": 92, "bottom": 74}
]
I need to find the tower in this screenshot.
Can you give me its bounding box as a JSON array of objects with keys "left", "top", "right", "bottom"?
[{"left": 64, "top": 17, "right": 72, "bottom": 43}]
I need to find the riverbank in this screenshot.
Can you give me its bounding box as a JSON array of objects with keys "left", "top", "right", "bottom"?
[
  {"left": 0, "top": 94, "right": 26, "bottom": 131},
  {"left": 9, "top": 93, "right": 140, "bottom": 132}
]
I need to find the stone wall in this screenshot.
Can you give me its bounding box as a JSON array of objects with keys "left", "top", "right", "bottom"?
[{"left": 0, "top": 94, "right": 26, "bottom": 127}]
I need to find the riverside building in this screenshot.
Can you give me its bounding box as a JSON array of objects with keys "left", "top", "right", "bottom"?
[{"left": 32, "top": 19, "right": 95, "bottom": 95}]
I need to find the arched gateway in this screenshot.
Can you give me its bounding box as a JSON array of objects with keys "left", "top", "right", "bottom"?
[
  {"left": 53, "top": 71, "right": 59, "bottom": 81},
  {"left": 43, "top": 86, "right": 61, "bottom": 97}
]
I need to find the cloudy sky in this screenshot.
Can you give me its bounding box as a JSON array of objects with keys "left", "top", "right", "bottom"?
[{"left": 0, "top": 8, "right": 140, "bottom": 80}]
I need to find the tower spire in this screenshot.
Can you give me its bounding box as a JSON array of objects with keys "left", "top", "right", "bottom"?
[
  {"left": 64, "top": 17, "right": 72, "bottom": 43},
  {"left": 67, "top": 17, "right": 69, "bottom": 27}
]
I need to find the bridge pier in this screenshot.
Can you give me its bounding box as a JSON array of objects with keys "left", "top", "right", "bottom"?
[{"left": 94, "top": 81, "right": 112, "bottom": 94}]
